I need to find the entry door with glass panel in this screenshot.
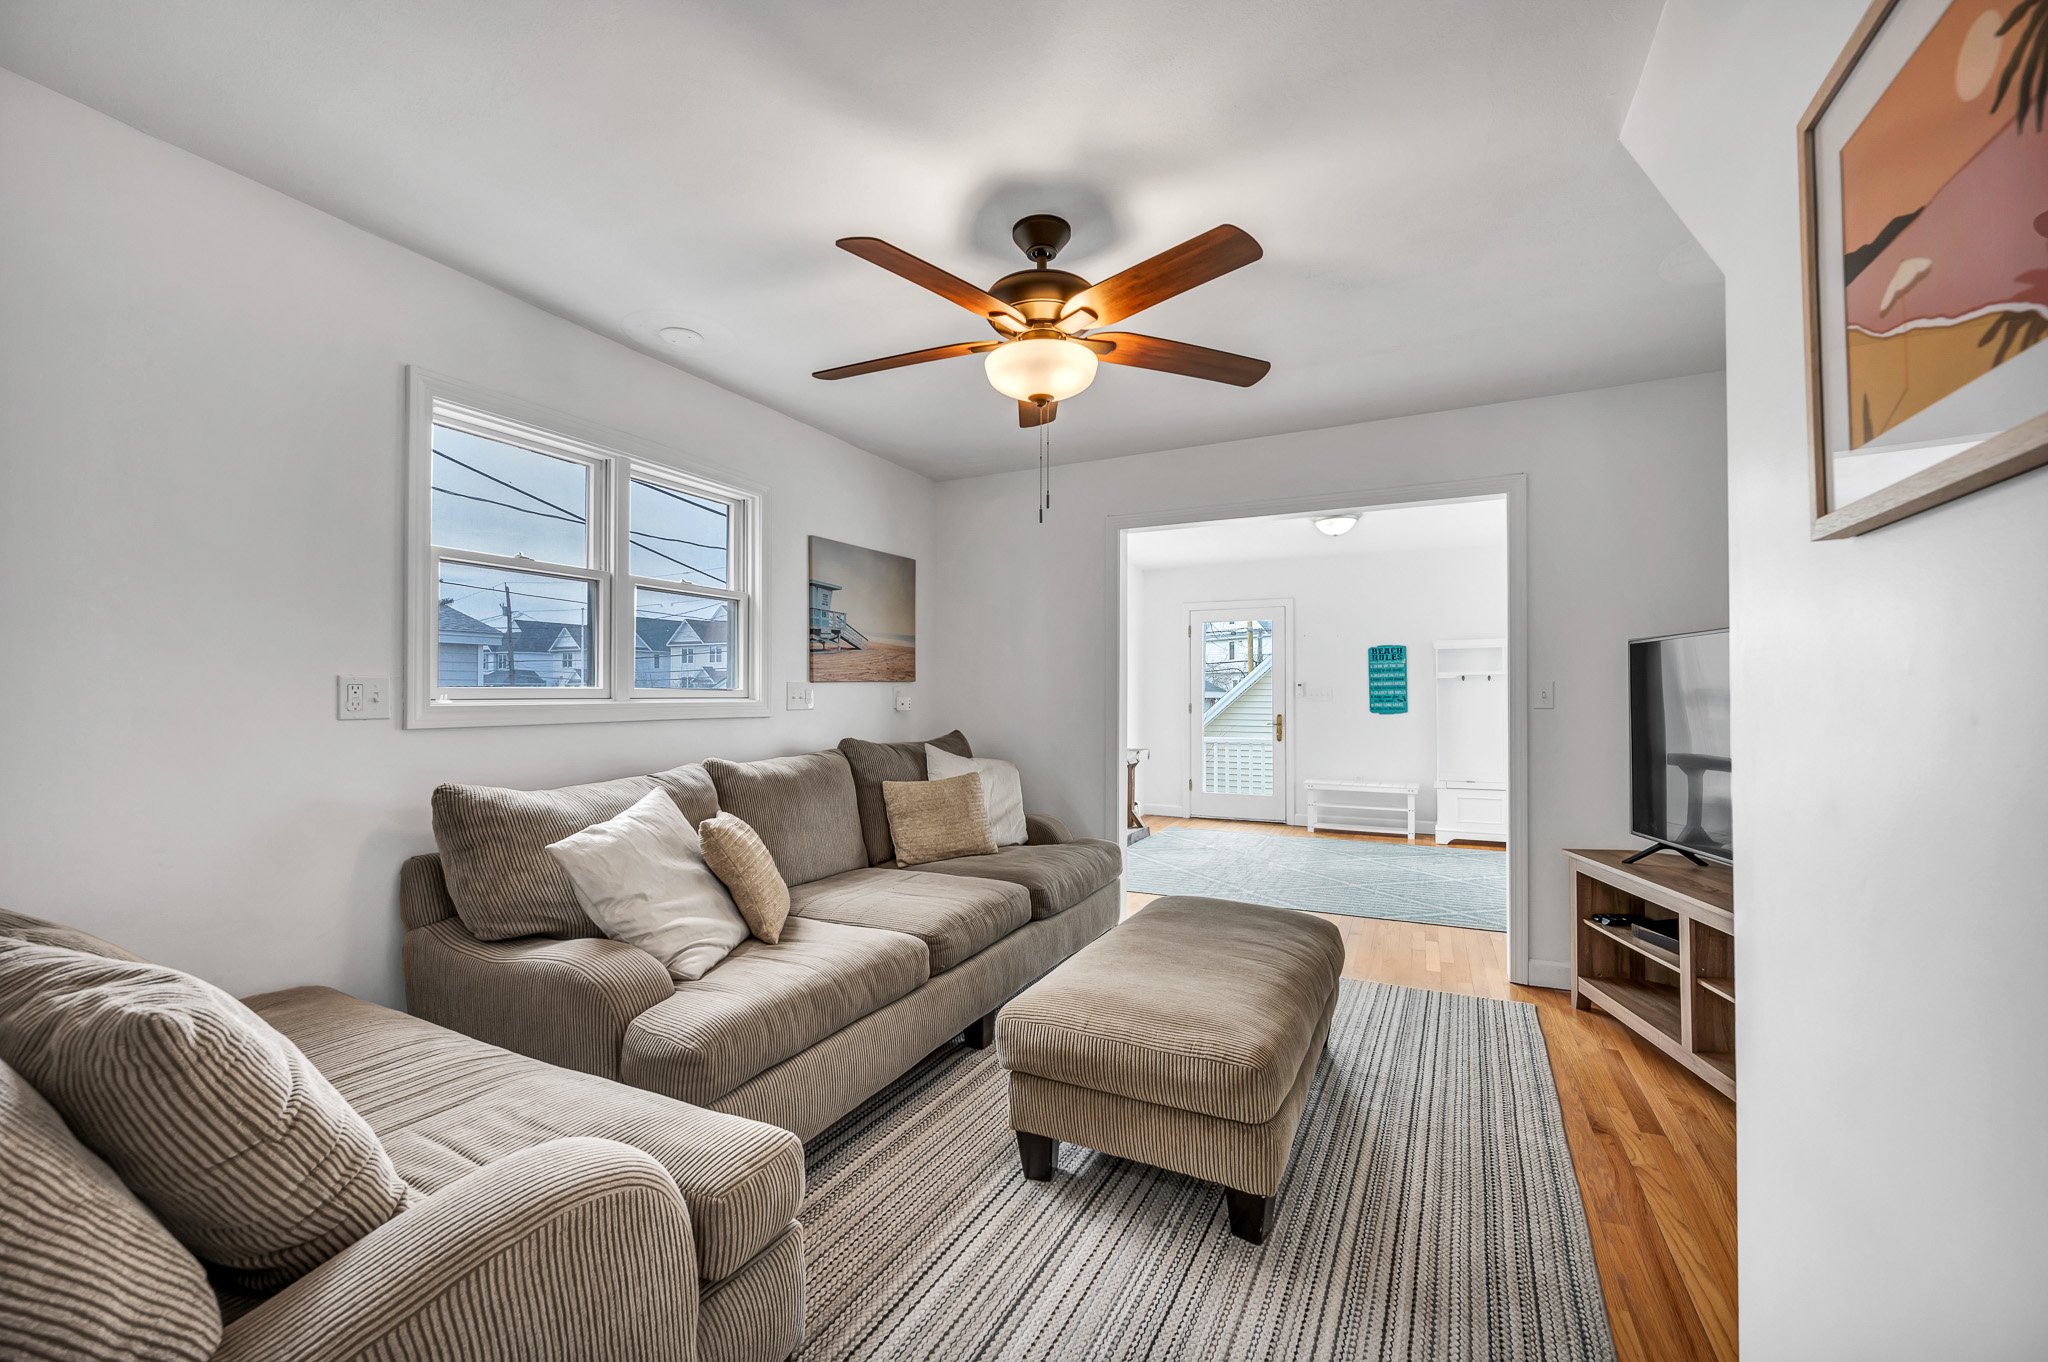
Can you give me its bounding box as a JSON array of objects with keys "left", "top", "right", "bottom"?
[{"left": 1189, "top": 606, "right": 1287, "bottom": 821}]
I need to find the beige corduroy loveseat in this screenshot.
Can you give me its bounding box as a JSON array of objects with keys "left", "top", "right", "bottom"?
[
  {"left": 404, "top": 731, "right": 1124, "bottom": 1143},
  {"left": 0, "top": 909, "right": 807, "bottom": 1362}
]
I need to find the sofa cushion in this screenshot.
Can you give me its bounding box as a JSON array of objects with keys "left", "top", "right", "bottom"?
[
  {"left": 837, "top": 730, "right": 973, "bottom": 866},
  {"left": 883, "top": 772, "right": 997, "bottom": 868},
  {"left": 910, "top": 838, "right": 1123, "bottom": 919},
  {"left": 703, "top": 751, "right": 869, "bottom": 887},
  {"left": 0, "top": 1057, "right": 222, "bottom": 1362},
  {"left": 244, "top": 985, "right": 803, "bottom": 1285},
  {"left": 789, "top": 868, "right": 1030, "bottom": 973},
  {"left": 620, "top": 917, "right": 928, "bottom": 1108},
  {"left": 0, "top": 907, "right": 146, "bottom": 962},
  {"left": 432, "top": 774, "right": 663, "bottom": 941},
  {"left": 0, "top": 942, "right": 410, "bottom": 1292},
  {"left": 650, "top": 761, "right": 720, "bottom": 824},
  {"left": 697, "top": 812, "right": 791, "bottom": 944},
  {"left": 544, "top": 788, "right": 749, "bottom": 980}
]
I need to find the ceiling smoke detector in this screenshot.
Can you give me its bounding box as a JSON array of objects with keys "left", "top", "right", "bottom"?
[
  {"left": 658, "top": 326, "right": 704, "bottom": 347},
  {"left": 1313, "top": 514, "right": 1360, "bottom": 536}
]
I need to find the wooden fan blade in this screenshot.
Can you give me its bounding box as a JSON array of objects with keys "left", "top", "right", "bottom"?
[
  {"left": 837, "top": 238, "right": 1027, "bottom": 326},
  {"left": 813, "top": 341, "right": 996, "bottom": 380},
  {"left": 1019, "top": 399, "right": 1058, "bottom": 428},
  {"left": 1061, "top": 225, "right": 1262, "bottom": 329},
  {"left": 1089, "top": 332, "right": 1270, "bottom": 386}
]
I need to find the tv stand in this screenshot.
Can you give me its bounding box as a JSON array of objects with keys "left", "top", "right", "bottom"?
[
  {"left": 1568, "top": 849, "right": 1736, "bottom": 1100},
  {"left": 1623, "top": 841, "right": 1710, "bottom": 867}
]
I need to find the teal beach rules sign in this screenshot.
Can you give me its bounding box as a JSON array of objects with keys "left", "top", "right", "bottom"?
[{"left": 1368, "top": 644, "right": 1408, "bottom": 714}]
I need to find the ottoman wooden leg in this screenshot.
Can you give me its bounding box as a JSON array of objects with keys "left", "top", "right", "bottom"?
[
  {"left": 962, "top": 1007, "right": 1000, "bottom": 1049},
  {"left": 1017, "top": 1131, "right": 1059, "bottom": 1181},
  {"left": 1225, "top": 1188, "right": 1274, "bottom": 1245}
]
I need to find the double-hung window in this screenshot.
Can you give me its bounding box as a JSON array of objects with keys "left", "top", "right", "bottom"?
[{"left": 407, "top": 370, "right": 765, "bottom": 726}]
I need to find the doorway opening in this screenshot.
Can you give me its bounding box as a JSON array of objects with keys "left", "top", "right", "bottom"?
[{"left": 1116, "top": 488, "right": 1522, "bottom": 974}]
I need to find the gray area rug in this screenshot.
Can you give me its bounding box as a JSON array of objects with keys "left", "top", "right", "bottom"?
[
  {"left": 1125, "top": 828, "right": 1508, "bottom": 931},
  {"left": 799, "top": 979, "right": 1612, "bottom": 1361}
]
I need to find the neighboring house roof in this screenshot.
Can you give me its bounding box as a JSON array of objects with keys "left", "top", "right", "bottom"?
[
  {"left": 498, "top": 619, "right": 588, "bottom": 652},
  {"left": 481, "top": 668, "right": 554, "bottom": 687},
  {"left": 810, "top": 579, "right": 841, "bottom": 592},
  {"left": 1204, "top": 657, "right": 1273, "bottom": 724},
  {"left": 438, "top": 601, "right": 501, "bottom": 639},
  {"left": 634, "top": 616, "right": 727, "bottom": 652}
]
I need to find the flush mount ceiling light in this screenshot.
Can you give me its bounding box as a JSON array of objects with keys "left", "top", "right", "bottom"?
[
  {"left": 1313, "top": 514, "right": 1360, "bottom": 536},
  {"left": 658, "top": 326, "right": 704, "bottom": 347},
  {"left": 813, "top": 215, "right": 1271, "bottom": 428}
]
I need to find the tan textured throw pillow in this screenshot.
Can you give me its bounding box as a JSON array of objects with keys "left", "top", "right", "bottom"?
[
  {"left": 883, "top": 773, "right": 998, "bottom": 867},
  {"left": 697, "top": 813, "right": 790, "bottom": 944},
  {"left": 0, "top": 942, "right": 410, "bottom": 1292}
]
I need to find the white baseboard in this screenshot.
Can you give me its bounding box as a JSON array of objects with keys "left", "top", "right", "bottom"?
[
  {"left": 1137, "top": 802, "right": 1186, "bottom": 818},
  {"left": 1524, "top": 958, "right": 1572, "bottom": 991}
]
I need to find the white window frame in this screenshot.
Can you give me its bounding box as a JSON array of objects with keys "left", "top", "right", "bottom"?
[{"left": 406, "top": 368, "right": 769, "bottom": 727}]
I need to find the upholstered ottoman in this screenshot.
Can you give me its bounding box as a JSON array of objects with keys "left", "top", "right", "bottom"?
[{"left": 995, "top": 895, "right": 1345, "bottom": 1244}]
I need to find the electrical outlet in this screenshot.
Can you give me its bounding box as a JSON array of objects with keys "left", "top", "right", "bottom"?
[
  {"left": 337, "top": 675, "right": 390, "bottom": 720},
  {"left": 785, "top": 681, "right": 814, "bottom": 711},
  {"left": 893, "top": 687, "right": 913, "bottom": 713},
  {"left": 1534, "top": 680, "right": 1556, "bottom": 710}
]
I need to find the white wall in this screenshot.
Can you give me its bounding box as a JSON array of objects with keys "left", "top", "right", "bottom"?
[
  {"left": 1624, "top": 5, "right": 2048, "bottom": 1356},
  {"left": 930, "top": 371, "right": 1728, "bottom": 985},
  {"left": 0, "top": 71, "right": 943, "bottom": 1008},
  {"left": 1133, "top": 540, "right": 1507, "bottom": 828}
]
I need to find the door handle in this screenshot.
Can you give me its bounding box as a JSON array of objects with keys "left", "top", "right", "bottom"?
[{"left": 1274, "top": 714, "right": 1284, "bottom": 742}]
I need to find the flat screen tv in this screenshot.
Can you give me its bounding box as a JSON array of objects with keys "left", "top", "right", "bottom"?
[{"left": 1629, "top": 629, "right": 1731, "bottom": 865}]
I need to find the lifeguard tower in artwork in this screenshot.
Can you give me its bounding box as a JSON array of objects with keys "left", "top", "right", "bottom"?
[{"left": 809, "top": 579, "right": 868, "bottom": 653}]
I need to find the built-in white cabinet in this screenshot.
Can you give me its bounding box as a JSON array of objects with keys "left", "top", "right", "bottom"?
[{"left": 1434, "top": 639, "right": 1507, "bottom": 845}]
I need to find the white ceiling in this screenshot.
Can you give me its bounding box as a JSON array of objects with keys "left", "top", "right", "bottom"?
[
  {"left": 1126, "top": 497, "right": 1505, "bottom": 570},
  {"left": 0, "top": 0, "right": 1721, "bottom": 481}
]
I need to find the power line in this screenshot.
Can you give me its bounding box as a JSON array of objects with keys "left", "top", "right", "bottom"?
[
  {"left": 432, "top": 486, "right": 585, "bottom": 524},
  {"left": 638, "top": 481, "right": 730, "bottom": 517},
  {"left": 434, "top": 448, "right": 587, "bottom": 522}
]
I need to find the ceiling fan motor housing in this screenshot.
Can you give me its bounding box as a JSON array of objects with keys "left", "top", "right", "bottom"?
[{"left": 990, "top": 268, "right": 1090, "bottom": 326}]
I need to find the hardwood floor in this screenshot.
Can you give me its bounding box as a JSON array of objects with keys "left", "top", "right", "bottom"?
[{"left": 1128, "top": 816, "right": 1737, "bottom": 1362}]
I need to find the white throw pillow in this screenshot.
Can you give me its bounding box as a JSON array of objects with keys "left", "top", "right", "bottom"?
[
  {"left": 545, "top": 788, "right": 748, "bottom": 980},
  {"left": 926, "top": 744, "right": 1028, "bottom": 847}
]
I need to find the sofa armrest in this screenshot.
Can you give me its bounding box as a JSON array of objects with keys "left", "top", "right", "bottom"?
[
  {"left": 1024, "top": 813, "right": 1074, "bottom": 845},
  {"left": 217, "top": 1138, "right": 698, "bottom": 1362},
  {"left": 405, "top": 918, "right": 674, "bottom": 1078}
]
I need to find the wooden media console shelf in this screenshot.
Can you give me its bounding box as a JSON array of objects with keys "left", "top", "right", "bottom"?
[{"left": 1567, "top": 849, "right": 1735, "bottom": 1100}]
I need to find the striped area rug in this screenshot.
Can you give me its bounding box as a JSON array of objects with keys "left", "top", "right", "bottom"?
[
  {"left": 1124, "top": 828, "right": 1508, "bottom": 931},
  {"left": 798, "top": 979, "right": 1612, "bottom": 1361}
]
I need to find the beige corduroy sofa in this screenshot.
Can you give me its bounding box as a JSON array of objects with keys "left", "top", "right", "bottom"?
[
  {"left": 0, "top": 910, "right": 807, "bottom": 1362},
  {"left": 405, "top": 731, "right": 1124, "bottom": 1144}
]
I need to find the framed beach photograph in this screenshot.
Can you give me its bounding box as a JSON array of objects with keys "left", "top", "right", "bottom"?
[
  {"left": 1799, "top": 0, "right": 2048, "bottom": 539},
  {"left": 809, "top": 536, "right": 916, "bottom": 682}
]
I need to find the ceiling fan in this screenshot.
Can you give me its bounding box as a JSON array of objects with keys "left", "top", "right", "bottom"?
[{"left": 813, "top": 215, "right": 1270, "bottom": 427}]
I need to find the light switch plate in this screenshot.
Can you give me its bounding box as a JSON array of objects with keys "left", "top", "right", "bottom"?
[
  {"left": 785, "top": 681, "right": 814, "bottom": 711},
  {"left": 892, "top": 687, "right": 913, "bottom": 713},
  {"left": 1534, "top": 680, "right": 1556, "bottom": 710},
  {"left": 337, "top": 675, "right": 390, "bottom": 720}
]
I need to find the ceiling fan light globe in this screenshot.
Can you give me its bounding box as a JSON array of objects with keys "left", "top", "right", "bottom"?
[
  {"left": 1313, "top": 514, "right": 1360, "bottom": 536},
  {"left": 984, "top": 337, "right": 1097, "bottom": 404}
]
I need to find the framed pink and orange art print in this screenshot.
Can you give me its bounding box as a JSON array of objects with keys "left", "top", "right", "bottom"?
[{"left": 1800, "top": 0, "right": 2048, "bottom": 538}]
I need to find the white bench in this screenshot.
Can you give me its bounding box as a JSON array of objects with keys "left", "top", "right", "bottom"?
[{"left": 1304, "top": 780, "right": 1419, "bottom": 840}]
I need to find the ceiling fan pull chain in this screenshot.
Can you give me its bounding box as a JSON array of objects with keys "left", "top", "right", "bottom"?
[{"left": 1037, "top": 421, "right": 1046, "bottom": 524}]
